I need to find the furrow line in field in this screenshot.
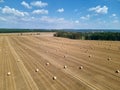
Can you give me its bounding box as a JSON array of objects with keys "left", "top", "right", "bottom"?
[
  {"left": 14, "top": 36, "right": 100, "bottom": 90},
  {"left": 6, "top": 37, "right": 39, "bottom": 90}
]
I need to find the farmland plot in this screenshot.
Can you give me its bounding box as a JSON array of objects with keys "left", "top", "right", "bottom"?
[{"left": 0, "top": 33, "right": 120, "bottom": 90}]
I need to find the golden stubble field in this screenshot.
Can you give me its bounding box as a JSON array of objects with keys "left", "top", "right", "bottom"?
[{"left": 0, "top": 32, "right": 120, "bottom": 90}]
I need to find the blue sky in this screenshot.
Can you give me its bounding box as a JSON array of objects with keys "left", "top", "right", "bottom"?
[{"left": 0, "top": 0, "right": 120, "bottom": 29}]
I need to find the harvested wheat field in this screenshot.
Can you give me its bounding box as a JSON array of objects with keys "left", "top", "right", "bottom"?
[{"left": 0, "top": 32, "right": 120, "bottom": 90}]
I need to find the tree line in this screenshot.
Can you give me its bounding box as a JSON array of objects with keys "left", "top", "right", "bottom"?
[
  {"left": 0, "top": 29, "right": 56, "bottom": 33},
  {"left": 54, "top": 31, "right": 120, "bottom": 41}
]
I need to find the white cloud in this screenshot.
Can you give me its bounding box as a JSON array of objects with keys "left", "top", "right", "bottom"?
[
  {"left": 40, "top": 16, "right": 64, "bottom": 23},
  {"left": 21, "top": 17, "right": 35, "bottom": 22},
  {"left": 112, "top": 14, "right": 116, "bottom": 17},
  {"left": 0, "top": 17, "right": 6, "bottom": 21},
  {"left": 75, "top": 20, "right": 79, "bottom": 24},
  {"left": 0, "top": 0, "right": 4, "bottom": 3},
  {"left": 31, "top": 1, "right": 48, "bottom": 8},
  {"left": 21, "top": 1, "right": 31, "bottom": 9},
  {"left": 3, "top": 16, "right": 75, "bottom": 29},
  {"left": 2, "top": 6, "right": 29, "bottom": 17},
  {"left": 113, "top": 20, "right": 119, "bottom": 23},
  {"left": 89, "top": 5, "right": 108, "bottom": 14},
  {"left": 39, "top": 16, "right": 75, "bottom": 29},
  {"left": 110, "top": 13, "right": 117, "bottom": 19},
  {"left": 80, "top": 14, "right": 90, "bottom": 20},
  {"left": 32, "top": 9, "right": 48, "bottom": 14},
  {"left": 57, "top": 8, "right": 64, "bottom": 13}
]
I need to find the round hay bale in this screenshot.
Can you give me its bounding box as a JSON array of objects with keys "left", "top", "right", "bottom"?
[
  {"left": 53, "top": 76, "right": 57, "bottom": 80},
  {"left": 64, "top": 65, "right": 67, "bottom": 69},
  {"left": 17, "top": 59, "right": 20, "bottom": 62},
  {"left": 107, "top": 57, "right": 111, "bottom": 61},
  {"left": 7, "top": 72, "right": 11, "bottom": 76},
  {"left": 64, "top": 55, "right": 67, "bottom": 58},
  {"left": 79, "top": 66, "right": 83, "bottom": 69},
  {"left": 46, "top": 62, "right": 50, "bottom": 66},
  {"left": 115, "top": 70, "right": 120, "bottom": 73},
  {"left": 35, "top": 69, "right": 39, "bottom": 72},
  {"left": 89, "top": 55, "right": 91, "bottom": 58}
]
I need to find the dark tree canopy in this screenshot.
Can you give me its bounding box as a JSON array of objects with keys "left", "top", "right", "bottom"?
[{"left": 54, "top": 31, "right": 120, "bottom": 41}]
